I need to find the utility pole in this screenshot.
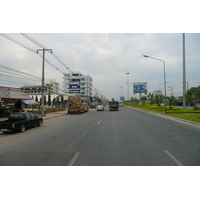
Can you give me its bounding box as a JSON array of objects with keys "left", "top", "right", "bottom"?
[
  {"left": 183, "top": 33, "right": 186, "bottom": 110},
  {"left": 126, "top": 73, "right": 130, "bottom": 101},
  {"left": 37, "top": 48, "right": 52, "bottom": 116}
]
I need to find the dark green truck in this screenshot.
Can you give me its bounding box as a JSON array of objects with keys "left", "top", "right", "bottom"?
[{"left": 109, "top": 99, "right": 119, "bottom": 111}]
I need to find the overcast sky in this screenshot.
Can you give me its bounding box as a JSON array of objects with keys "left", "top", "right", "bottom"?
[
  {"left": 1, "top": 1, "right": 200, "bottom": 100},
  {"left": 0, "top": 33, "right": 199, "bottom": 100}
]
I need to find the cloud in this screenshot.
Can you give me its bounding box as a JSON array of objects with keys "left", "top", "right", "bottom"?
[{"left": 0, "top": 33, "right": 200, "bottom": 100}]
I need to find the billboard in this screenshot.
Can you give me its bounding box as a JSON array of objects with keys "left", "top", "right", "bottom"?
[
  {"left": 133, "top": 82, "right": 147, "bottom": 93},
  {"left": 69, "top": 79, "right": 80, "bottom": 94},
  {"left": 120, "top": 96, "right": 125, "bottom": 101}
]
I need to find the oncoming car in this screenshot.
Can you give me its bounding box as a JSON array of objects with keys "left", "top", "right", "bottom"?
[{"left": 97, "top": 105, "right": 104, "bottom": 111}]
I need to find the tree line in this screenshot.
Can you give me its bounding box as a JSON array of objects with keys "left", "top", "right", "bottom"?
[
  {"left": 124, "top": 86, "right": 200, "bottom": 108},
  {"left": 33, "top": 94, "right": 65, "bottom": 107}
]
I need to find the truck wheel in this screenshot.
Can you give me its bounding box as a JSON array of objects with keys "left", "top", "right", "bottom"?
[
  {"left": 38, "top": 120, "right": 42, "bottom": 126},
  {"left": 20, "top": 125, "right": 26, "bottom": 132}
]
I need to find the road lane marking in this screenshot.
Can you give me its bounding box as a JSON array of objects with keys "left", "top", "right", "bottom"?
[
  {"left": 131, "top": 119, "right": 136, "bottom": 123},
  {"left": 164, "top": 150, "right": 184, "bottom": 166},
  {"left": 68, "top": 153, "right": 80, "bottom": 166},
  {"left": 98, "top": 120, "right": 101, "bottom": 125}
]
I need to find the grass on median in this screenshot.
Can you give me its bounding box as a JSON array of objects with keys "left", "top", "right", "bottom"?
[{"left": 124, "top": 104, "right": 200, "bottom": 123}]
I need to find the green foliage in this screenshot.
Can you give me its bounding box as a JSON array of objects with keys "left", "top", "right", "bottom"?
[
  {"left": 140, "top": 96, "right": 147, "bottom": 104},
  {"left": 147, "top": 93, "right": 154, "bottom": 104},
  {"left": 185, "top": 86, "right": 200, "bottom": 106},
  {"left": 48, "top": 93, "right": 51, "bottom": 106},
  {"left": 167, "top": 95, "right": 175, "bottom": 107},
  {"left": 123, "top": 103, "right": 200, "bottom": 123}
]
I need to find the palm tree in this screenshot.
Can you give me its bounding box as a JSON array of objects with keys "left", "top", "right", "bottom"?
[
  {"left": 147, "top": 93, "right": 154, "bottom": 104},
  {"left": 167, "top": 95, "right": 175, "bottom": 108},
  {"left": 140, "top": 96, "right": 147, "bottom": 104}
]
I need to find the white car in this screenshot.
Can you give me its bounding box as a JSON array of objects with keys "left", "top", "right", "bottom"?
[{"left": 97, "top": 105, "right": 104, "bottom": 111}]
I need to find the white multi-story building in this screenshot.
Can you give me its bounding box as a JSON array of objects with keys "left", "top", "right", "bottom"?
[
  {"left": 20, "top": 81, "right": 59, "bottom": 96},
  {"left": 63, "top": 71, "right": 93, "bottom": 97}
]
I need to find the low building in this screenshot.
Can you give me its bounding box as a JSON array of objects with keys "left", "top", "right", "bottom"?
[
  {"left": 0, "top": 87, "right": 34, "bottom": 116},
  {"left": 20, "top": 81, "right": 59, "bottom": 96}
]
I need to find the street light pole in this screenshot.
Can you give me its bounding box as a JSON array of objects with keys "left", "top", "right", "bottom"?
[
  {"left": 126, "top": 73, "right": 130, "bottom": 101},
  {"left": 143, "top": 55, "right": 167, "bottom": 114},
  {"left": 182, "top": 33, "right": 186, "bottom": 110}
]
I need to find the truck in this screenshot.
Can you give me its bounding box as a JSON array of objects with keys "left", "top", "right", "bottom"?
[
  {"left": 109, "top": 99, "right": 119, "bottom": 111},
  {"left": 0, "top": 112, "right": 43, "bottom": 133}
]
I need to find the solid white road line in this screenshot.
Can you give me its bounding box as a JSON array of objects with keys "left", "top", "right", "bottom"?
[
  {"left": 98, "top": 120, "right": 102, "bottom": 125},
  {"left": 131, "top": 119, "right": 136, "bottom": 123},
  {"left": 68, "top": 153, "right": 80, "bottom": 166},
  {"left": 164, "top": 150, "right": 184, "bottom": 166}
]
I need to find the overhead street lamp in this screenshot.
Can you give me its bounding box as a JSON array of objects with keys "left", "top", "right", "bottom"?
[
  {"left": 126, "top": 73, "right": 130, "bottom": 101},
  {"left": 143, "top": 55, "right": 167, "bottom": 114}
]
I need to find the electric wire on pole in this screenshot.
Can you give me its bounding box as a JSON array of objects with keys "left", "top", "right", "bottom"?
[{"left": 37, "top": 48, "right": 52, "bottom": 116}]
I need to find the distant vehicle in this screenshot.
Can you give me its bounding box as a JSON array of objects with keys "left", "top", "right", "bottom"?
[
  {"left": 68, "top": 96, "right": 89, "bottom": 114},
  {"left": 194, "top": 103, "right": 200, "bottom": 110},
  {"left": 90, "top": 102, "right": 96, "bottom": 108},
  {"left": 109, "top": 99, "right": 119, "bottom": 111},
  {"left": 119, "top": 103, "right": 123, "bottom": 107},
  {"left": 97, "top": 105, "right": 104, "bottom": 111},
  {"left": 0, "top": 112, "right": 43, "bottom": 133}
]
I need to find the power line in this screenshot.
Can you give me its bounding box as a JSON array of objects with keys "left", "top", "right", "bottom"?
[
  {"left": 0, "top": 33, "right": 36, "bottom": 53},
  {"left": 20, "top": 33, "right": 74, "bottom": 74},
  {"left": 21, "top": 33, "right": 47, "bottom": 49}
]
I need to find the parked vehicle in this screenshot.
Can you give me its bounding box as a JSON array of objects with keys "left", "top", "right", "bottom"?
[
  {"left": 68, "top": 96, "right": 89, "bottom": 114},
  {"left": 97, "top": 105, "right": 104, "bottom": 111},
  {"left": 0, "top": 112, "right": 43, "bottom": 133},
  {"left": 119, "top": 103, "right": 123, "bottom": 107},
  {"left": 109, "top": 99, "right": 119, "bottom": 111}
]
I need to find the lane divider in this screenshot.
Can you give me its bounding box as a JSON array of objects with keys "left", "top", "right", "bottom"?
[
  {"left": 164, "top": 150, "right": 184, "bottom": 166},
  {"left": 98, "top": 120, "right": 102, "bottom": 125},
  {"left": 131, "top": 119, "right": 136, "bottom": 123},
  {"left": 68, "top": 153, "right": 80, "bottom": 166}
]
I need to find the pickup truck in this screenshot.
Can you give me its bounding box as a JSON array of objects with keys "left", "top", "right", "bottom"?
[{"left": 0, "top": 112, "right": 43, "bottom": 133}]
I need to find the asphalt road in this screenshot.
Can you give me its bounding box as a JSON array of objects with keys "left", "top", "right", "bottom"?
[{"left": 0, "top": 105, "right": 200, "bottom": 166}]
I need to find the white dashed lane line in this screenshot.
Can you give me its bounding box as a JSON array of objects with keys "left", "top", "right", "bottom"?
[
  {"left": 131, "top": 119, "right": 136, "bottom": 123},
  {"left": 164, "top": 150, "right": 184, "bottom": 166}
]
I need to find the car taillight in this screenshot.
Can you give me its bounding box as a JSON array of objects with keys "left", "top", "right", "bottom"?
[{"left": 12, "top": 124, "right": 15, "bottom": 128}]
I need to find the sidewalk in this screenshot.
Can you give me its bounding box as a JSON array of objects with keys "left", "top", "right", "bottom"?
[
  {"left": 39, "top": 110, "right": 68, "bottom": 120},
  {"left": 0, "top": 110, "right": 68, "bottom": 121}
]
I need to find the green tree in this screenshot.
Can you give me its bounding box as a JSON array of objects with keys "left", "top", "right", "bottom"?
[
  {"left": 147, "top": 93, "right": 154, "bottom": 104},
  {"left": 61, "top": 95, "right": 64, "bottom": 104},
  {"left": 155, "top": 95, "right": 164, "bottom": 105},
  {"left": 167, "top": 95, "right": 175, "bottom": 108},
  {"left": 44, "top": 95, "right": 47, "bottom": 106},
  {"left": 48, "top": 93, "right": 51, "bottom": 106},
  {"left": 35, "top": 95, "right": 38, "bottom": 102},
  {"left": 140, "top": 96, "right": 147, "bottom": 104},
  {"left": 53, "top": 98, "right": 56, "bottom": 106},
  {"left": 185, "top": 86, "right": 200, "bottom": 106}
]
